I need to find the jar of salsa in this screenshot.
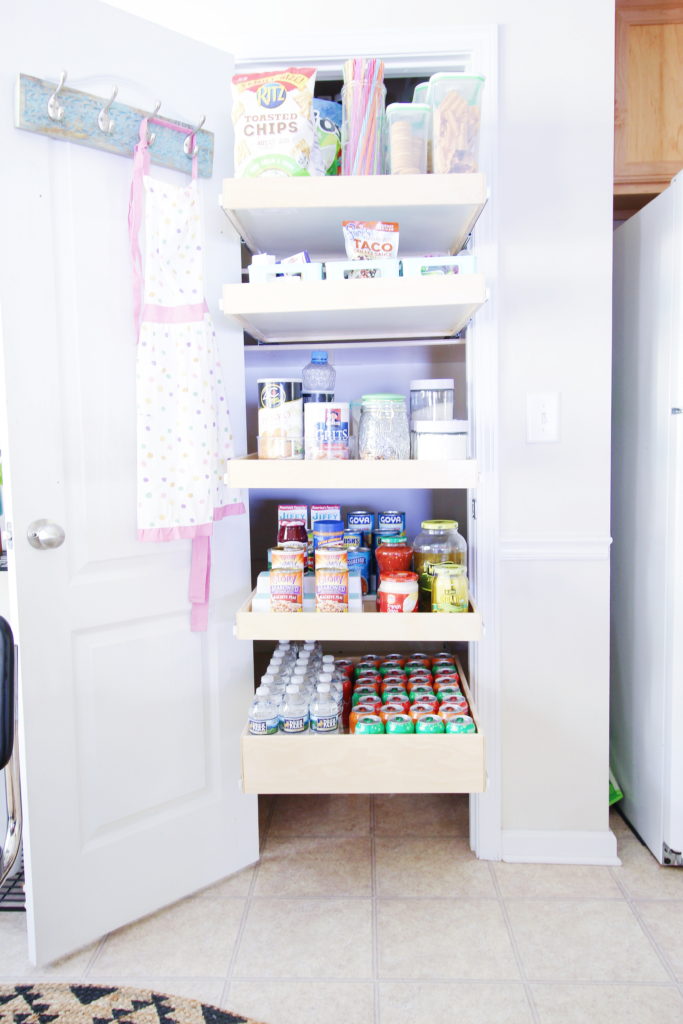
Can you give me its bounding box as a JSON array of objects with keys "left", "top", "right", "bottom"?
[{"left": 376, "top": 535, "right": 414, "bottom": 575}]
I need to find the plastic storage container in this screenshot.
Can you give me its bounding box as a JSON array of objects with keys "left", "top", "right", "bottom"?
[
  {"left": 409, "top": 379, "right": 455, "bottom": 421},
  {"left": 429, "top": 73, "right": 485, "bottom": 174},
  {"left": 386, "top": 102, "right": 430, "bottom": 174},
  {"left": 358, "top": 394, "right": 410, "bottom": 460},
  {"left": 410, "top": 420, "right": 468, "bottom": 460}
]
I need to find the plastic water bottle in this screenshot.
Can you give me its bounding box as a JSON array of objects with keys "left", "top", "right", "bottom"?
[
  {"left": 302, "top": 351, "right": 336, "bottom": 400},
  {"left": 310, "top": 683, "right": 340, "bottom": 734},
  {"left": 248, "top": 690, "right": 280, "bottom": 736},
  {"left": 280, "top": 685, "right": 310, "bottom": 734}
]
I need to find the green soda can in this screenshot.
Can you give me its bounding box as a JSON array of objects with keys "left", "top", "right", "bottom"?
[
  {"left": 415, "top": 714, "right": 445, "bottom": 734},
  {"left": 436, "top": 685, "right": 461, "bottom": 703},
  {"left": 354, "top": 715, "right": 384, "bottom": 735},
  {"left": 409, "top": 685, "right": 434, "bottom": 703},
  {"left": 385, "top": 714, "right": 414, "bottom": 734},
  {"left": 446, "top": 715, "right": 476, "bottom": 734}
]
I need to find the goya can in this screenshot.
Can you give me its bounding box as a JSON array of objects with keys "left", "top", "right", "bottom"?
[
  {"left": 416, "top": 714, "right": 446, "bottom": 734},
  {"left": 377, "top": 510, "right": 406, "bottom": 532},
  {"left": 354, "top": 715, "right": 384, "bottom": 735},
  {"left": 446, "top": 715, "right": 476, "bottom": 734},
  {"left": 385, "top": 714, "right": 415, "bottom": 734}
]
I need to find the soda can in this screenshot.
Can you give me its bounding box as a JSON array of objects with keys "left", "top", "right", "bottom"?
[
  {"left": 409, "top": 692, "right": 438, "bottom": 713},
  {"left": 385, "top": 714, "right": 415, "bottom": 734},
  {"left": 343, "top": 530, "right": 363, "bottom": 550},
  {"left": 381, "top": 678, "right": 409, "bottom": 697},
  {"left": 416, "top": 714, "right": 446, "bottom": 734},
  {"left": 378, "top": 510, "right": 406, "bottom": 533},
  {"left": 379, "top": 662, "right": 407, "bottom": 677},
  {"left": 352, "top": 687, "right": 380, "bottom": 706},
  {"left": 379, "top": 701, "right": 410, "bottom": 724},
  {"left": 354, "top": 669, "right": 382, "bottom": 687},
  {"left": 435, "top": 685, "right": 462, "bottom": 703},
  {"left": 440, "top": 704, "right": 471, "bottom": 722},
  {"left": 445, "top": 715, "right": 476, "bottom": 734},
  {"left": 439, "top": 697, "right": 468, "bottom": 714},
  {"left": 349, "top": 702, "right": 382, "bottom": 733},
  {"left": 409, "top": 700, "right": 439, "bottom": 723},
  {"left": 354, "top": 715, "right": 384, "bottom": 735},
  {"left": 347, "top": 546, "right": 371, "bottom": 595}
]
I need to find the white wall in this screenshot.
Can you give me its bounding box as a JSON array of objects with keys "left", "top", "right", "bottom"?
[{"left": 106, "top": 0, "right": 616, "bottom": 854}]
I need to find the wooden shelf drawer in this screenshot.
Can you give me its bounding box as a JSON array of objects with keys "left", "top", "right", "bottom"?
[{"left": 241, "top": 666, "right": 485, "bottom": 794}]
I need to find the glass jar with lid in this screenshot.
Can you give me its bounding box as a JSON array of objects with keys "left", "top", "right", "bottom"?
[
  {"left": 431, "top": 563, "right": 469, "bottom": 613},
  {"left": 412, "top": 519, "right": 467, "bottom": 611},
  {"left": 358, "top": 394, "right": 410, "bottom": 460}
]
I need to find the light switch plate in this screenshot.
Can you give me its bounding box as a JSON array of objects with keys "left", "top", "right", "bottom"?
[{"left": 526, "top": 392, "right": 560, "bottom": 443}]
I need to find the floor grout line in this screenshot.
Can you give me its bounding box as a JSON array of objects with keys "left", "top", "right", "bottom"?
[
  {"left": 608, "top": 860, "right": 680, "bottom": 985},
  {"left": 488, "top": 862, "right": 541, "bottom": 1024}
]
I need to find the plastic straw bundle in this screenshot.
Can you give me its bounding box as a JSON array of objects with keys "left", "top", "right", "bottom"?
[{"left": 341, "top": 58, "right": 386, "bottom": 175}]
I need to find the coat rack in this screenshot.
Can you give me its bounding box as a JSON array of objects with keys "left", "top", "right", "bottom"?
[{"left": 15, "top": 72, "right": 214, "bottom": 178}]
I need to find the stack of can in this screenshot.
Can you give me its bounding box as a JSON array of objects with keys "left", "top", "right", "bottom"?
[{"left": 346, "top": 651, "right": 476, "bottom": 735}]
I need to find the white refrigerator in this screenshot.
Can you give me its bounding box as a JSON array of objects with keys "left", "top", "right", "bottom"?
[{"left": 611, "top": 172, "right": 683, "bottom": 866}]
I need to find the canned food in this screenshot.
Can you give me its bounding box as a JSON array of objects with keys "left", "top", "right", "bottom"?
[
  {"left": 347, "top": 547, "right": 371, "bottom": 595},
  {"left": 354, "top": 715, "right": 384, "bottom": 735},
  {"left": 385, "top": 714, "right": 415, "bottom": 734},
  {"left": 343, "top": 530, "right": 363, "bottom": 550},
  {"left": 445, "top": 715, "right": 476, "bottom": 734},
  {"left": 416, "top": 714, "right": 446, "bottom": 734},
  {"left": 378, "top": 510, "right": 406, "bottom": 532},
  {"left": 347, "top": 510, "right": 375, "bottom": 534}
]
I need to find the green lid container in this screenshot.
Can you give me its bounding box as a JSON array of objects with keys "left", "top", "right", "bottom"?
[
  {"left": 386, "top": 714, "right": 415, "bottom": 734},
  {"left": 446, "top": 716, "right": 476, "bottom": 734},
  {"left": 355, "top": 715, "right": 385, "bottom": 735},
  {"left": 415, "top": 714, "right": 445, "bottom": 734}
]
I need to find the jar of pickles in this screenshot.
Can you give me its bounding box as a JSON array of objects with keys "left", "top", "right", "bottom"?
[
  {"left": 358, "top": 394, "right": 410, "bottom": 460},
  {"left": 412, "top": 519, "right": 467, "bottom": 611},
  {"left": 431, "top": 562, "right": 469, "bottom": 612}
]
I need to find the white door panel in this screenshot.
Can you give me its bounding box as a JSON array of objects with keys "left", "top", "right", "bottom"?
[{"left": 0, "top": 0, "right": 256, "bottom": 964}]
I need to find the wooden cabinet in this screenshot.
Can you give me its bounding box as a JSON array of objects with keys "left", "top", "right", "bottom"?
[{"left": 615, "top": 1, "right": 683, "bottom": 217}]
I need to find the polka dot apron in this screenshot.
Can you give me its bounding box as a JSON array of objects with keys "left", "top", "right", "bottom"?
[{"left": 129, "top": 118, "right": 244, "bottom": 631}]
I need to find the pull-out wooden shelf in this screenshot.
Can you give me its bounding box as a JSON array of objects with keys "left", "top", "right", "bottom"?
[
  {"left": 235, "top": 591, "right": 482, "bottom": 642},
  {"left": 241, "top": 665, "right": 485, "bottom": 794},
  {"left": 226, "top": 455, "right": 478, "bottom": 490},
  {"left": 220, "top": 173, "right": 487, "bottom": 259},
  {"left": 219, "top": 274, "right": 487, "bottom": 343}
]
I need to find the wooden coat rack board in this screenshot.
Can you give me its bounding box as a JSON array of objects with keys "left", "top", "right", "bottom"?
[{"left": 14, "top": 72, "right": 214, "bottom": 178}]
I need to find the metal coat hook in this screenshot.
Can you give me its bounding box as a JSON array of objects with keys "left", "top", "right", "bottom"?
[
  {"left": 97, "top": 85, "right": 118, "bottom": 134},
  {"left": 146, "top": 100, "right": 161, "bottom": 145},
  {"left": 183, "top": 114, "right": 206, "bottom": 157},
  {"left": 47, "top": 69, "right": 67, "bottom": 122}
]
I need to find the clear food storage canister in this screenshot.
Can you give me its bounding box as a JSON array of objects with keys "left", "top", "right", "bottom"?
[
  {"left": 409, "top": 379, "right": 455, "bottom": 421},
  {"left": 358, "top": 394, "right": 410, "bottom": 460},
  {"left": 386, "top": 102, "right": 430, "bottom": 174},
  {"left": 410, "top": 420, "right": 468, "bottom": 459}
]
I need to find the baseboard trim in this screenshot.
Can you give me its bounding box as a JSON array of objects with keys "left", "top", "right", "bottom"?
[{"left": 501, "top": 828, "right": 620, "bottom": 865}]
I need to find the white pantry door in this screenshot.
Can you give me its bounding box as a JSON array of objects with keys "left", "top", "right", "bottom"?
[{"left": 0, "top": 0, "right": 257, "bottom": 964}]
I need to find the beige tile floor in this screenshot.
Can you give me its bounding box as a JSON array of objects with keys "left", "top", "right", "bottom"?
[{"left": 1, "top": 798, "right": 683, "bottom": 1024}]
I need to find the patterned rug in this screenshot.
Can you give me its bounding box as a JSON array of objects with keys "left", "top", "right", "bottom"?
[{"left": 0, "top": 984, "right": 264, "bottom": 1024}]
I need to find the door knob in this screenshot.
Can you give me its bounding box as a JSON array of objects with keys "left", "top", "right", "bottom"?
[{"left": 26, "top": 520, "right": 66, "bottom": 550}]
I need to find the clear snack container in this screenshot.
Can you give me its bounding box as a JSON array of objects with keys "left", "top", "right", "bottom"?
[
  {"left": 409, "top": 379, "right": 455, "bottom": 421},
  {"left": 429, "top": 72, "right": 485, "bottom": 173},
  {"left": 358, "top": 394, "right": 410, "bottom": 460},
  {"left": 386, "top": 102, "right": 430, "bottom": 175},
  {"left": 412, "top": 82, "right": 430, "bottom": 104}
]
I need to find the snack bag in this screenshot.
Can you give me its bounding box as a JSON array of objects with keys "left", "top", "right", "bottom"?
[
  {"left": 231, "top": 68, "right": 317, "bottom": 177},
  {"left": 341, "top": 220, "right": 399, "bottom": 278},
  {"left": 313, "top": 99, "right": 342, "bottom": 176}
]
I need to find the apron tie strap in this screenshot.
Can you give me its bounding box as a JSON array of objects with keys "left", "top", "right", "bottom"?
[{"left": 189, "top": 536, "right": 211, "bottom": 632}]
